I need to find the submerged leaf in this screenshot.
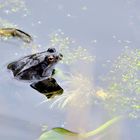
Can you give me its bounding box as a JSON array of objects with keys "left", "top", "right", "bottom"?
[
  {"left": 39, "top": 128, "right": 78, "bottom": 140},
  {"left": 80, "top": 116, "right": 123, "bottom": 138},
  {"left": 39, "top": 116, "right": 122, "bottom": 140},
  {"left": 39, "top": 130, "right": 64, "bottom": 140},
  {"left": 52, "top": 127, "right": 79, "bottom": 136}
]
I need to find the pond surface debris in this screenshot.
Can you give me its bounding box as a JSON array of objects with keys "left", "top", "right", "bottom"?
[{"left": 0, "top": 28, "right": 32, "bottom": 43}]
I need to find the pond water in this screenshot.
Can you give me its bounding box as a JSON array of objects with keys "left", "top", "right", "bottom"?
[{"left": 0, "top": 0, "right": 139, "bottom": 140}]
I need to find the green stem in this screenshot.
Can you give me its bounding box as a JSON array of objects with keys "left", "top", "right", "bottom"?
[{"left": 79, "top": 116, "right": 123, "bottom": 138}]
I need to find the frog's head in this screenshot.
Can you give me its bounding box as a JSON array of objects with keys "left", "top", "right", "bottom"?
[{"left": 45, "top": 48, "right": 63, "bottom": 64}]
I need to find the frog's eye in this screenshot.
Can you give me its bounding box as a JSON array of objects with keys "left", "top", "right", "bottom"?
[{"left": 47, "top": 56, "right": 54, "bottom": 62}]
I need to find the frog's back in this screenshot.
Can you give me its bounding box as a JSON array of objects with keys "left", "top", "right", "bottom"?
[
  {"left": 7, "top": 48, "right": 62, "bottom": 81},
  {"left": 7, "top": 52, "right": 46, "bottom": 77}
]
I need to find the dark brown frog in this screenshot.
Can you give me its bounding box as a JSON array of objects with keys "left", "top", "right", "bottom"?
[{"left": 7, "top": 48, "right": 63, "bottom": 99}]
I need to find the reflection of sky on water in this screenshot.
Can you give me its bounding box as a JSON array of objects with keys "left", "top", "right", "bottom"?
[{"left": 0, "top": 0, "right": 140, "bottom": 140}]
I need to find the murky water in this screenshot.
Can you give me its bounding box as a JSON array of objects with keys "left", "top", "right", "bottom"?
[{"left": 0, "top": 0, "right": 139, "bottom": 140}]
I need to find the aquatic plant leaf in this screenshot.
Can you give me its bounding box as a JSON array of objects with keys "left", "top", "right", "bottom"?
[
  {"left": 39, "top": 116, "right": 122, "bottom": 140},
  {"left": 39, "top": 128, "right": 78, "bottom": 140},
  {"left": 39, "top": 130, "right": 64, "bottom": 140},
  {"left": 80, "top": 116, "right": 123, "bottom": 138},
  {"left": 52, "top": 127, "right": 79, "bottom": 136}
]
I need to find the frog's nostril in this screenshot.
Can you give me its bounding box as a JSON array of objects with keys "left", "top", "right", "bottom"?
[
  {"left": 59, "top": 53, "right": 63, "bottom": 58},
  {"left": 47, "top": 48, "right": 56, "bottom": 53},
  {"left": 58, "top": 54, "right": 63, "bottom": 60}
]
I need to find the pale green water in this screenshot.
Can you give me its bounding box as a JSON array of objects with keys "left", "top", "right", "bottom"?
[{"left": 0, "top": 0, "right": 139, "bottom": 140}]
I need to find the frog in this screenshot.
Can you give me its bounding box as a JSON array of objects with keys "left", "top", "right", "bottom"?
[
  {"left": 7, "top": 47, "right": 63, "bottom": 99},
  {"left": 7, "top": 48, "right": 62, "bottom": 80}
]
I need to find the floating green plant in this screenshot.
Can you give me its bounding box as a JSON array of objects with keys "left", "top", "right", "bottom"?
[
  {"left": 103, "top": 47, "right": 140, "bottom": 118},
  {"left": 48, "top": 30, "right": 95, "bottom": 64},
  {"left": 0, "top": 18, "right": 17, "bottom": 28},
  {"left": 0, "top": 0, "right": 29, "bottom": 14},
  {"left": 39, "top": 116, "right": 122, "bottom": 140}
]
